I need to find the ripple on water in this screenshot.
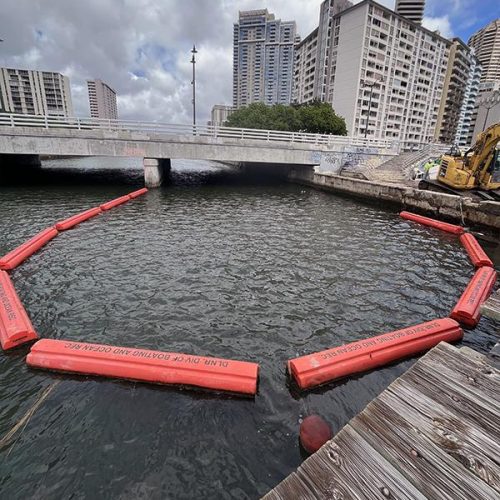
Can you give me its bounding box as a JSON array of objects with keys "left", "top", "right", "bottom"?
[{"left": 0, "top": 158, "right": 498, "bottom": 499}]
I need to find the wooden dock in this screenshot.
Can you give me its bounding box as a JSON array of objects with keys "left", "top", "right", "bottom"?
[
  {"left": 481, "top": 288, "right": 500, "bottom": 322},
  {"left": 263, "top": 342, "right": 500, "bottom": 499}
]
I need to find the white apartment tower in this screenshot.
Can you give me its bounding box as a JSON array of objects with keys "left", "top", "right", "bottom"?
[
  {"left": 395, "top": 0, "right": 425, "bottom": 25},
  {"left": 87, "top": 79, "right": 118, "bottom": 119},
  {"left": 233, "top": 9, "right": 297, "bottom": 107},
  {"left": 294, "top": 0, "right": 449, "bottom": 144},
  {"left": 314, "top": 0, "right": 353, "bottom": 101},
  {"left": 468, "top": 19, "right": 500, "bottom": 84},
  {"left": 293, "top": 28, "right": 319, "bottom": 104},
  {"left": 0, "top": 68, "right": 73, "bottom": 116},
  {"left": 293, "top": 0, "right": 352, "bottom": 105}
]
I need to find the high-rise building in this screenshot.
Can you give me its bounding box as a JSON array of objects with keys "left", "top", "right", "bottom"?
[
  {"left": 395, "top": 0, "right": 425, "bottom": 25},
  {"left": 468, "top": 19, "right": 500, "bottom": 84},
  {"left": 294, "top": 1, "right": 449, "bottom": 144},
  {"left": 87, "top": 79, "right": 118, "bottom": 119},
  {"left": 208, "top": 104, "right": 234, "bottom": 127},
  {"left": 293, "top": 28, "right": 319, "bottom": 104},
  {"left": 0, "top": 68, "right": 73, "bottom": 116},
  {"left": 454, "top": 49, "right": 481, "bottom": 147},
  {"left": 233, "top": 9, "right": 297, "bottom": 108},
  {"left": 435, "top": 39, "right": 481, "bottom": 145},
  {"left": 313, "top": 0, "right": 353, "bottom": 101}
]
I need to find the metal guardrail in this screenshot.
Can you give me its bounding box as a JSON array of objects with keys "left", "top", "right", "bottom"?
[
  {"left": 0, "top": 113, "right": 448, "bottom": 153},
  {"left": 0, "top": 113, "right": 395, "bottom": 149}
]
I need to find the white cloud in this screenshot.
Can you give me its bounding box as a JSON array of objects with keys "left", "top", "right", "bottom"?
[
  {"left": 0, "top": 0, "right": 322, "bottom": 124},
  {"left": 422, "top": 16, "right": 454, "bottom": 38},
  {"left": 0, "top": 1, "right": 459, "bottom": 124}
]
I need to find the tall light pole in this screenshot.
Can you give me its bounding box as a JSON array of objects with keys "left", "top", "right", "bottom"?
[
  {"left": 360, "top": 79, "right": 380, "bottom": 139},
  {"left": 191, "top": 44, "right": 197, "bottom": 127}
]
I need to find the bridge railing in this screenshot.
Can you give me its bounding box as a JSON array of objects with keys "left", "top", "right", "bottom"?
[{"left": 0, "top": 113, "right": 447, "bottom": 153}]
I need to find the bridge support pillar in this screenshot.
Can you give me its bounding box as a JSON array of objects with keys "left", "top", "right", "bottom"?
[{"left": 144, "top": 158, "right": 171, "bottom": 188}]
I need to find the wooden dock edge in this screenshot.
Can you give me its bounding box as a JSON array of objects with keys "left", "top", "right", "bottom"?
[
  {"left": 262, "top": 342, "right": 500, "bottom": 499},
  {"left": 481, "top": 288, "right": 500, "bottom": 322}
]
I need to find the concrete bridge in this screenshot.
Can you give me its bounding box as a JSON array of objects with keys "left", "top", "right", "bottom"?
[{"left": 0, "top": 113, "right": 402, "bottom": 187}]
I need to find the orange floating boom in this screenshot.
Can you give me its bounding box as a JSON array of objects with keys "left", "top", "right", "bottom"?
[
  {"left": 0, "top": 271, "right": 38, "bottom": 350},
  {"left": 27, "top": 339, "right": 259, "bottom": 395},
  {"left": 450, "top": 266, "right": 497, "bottom": 327},
  {"left": 128, "top": 188, "right": 148, "bottom": 199},
  {"left": 55, "top": 207, "right": 102, "bottom": 231},
  {"left": 100, "top": 195, "right": 131, "bottom": 211},
  {"left": 400, "top": 211, "right": 465, "bottom": 235},
  {"left": 288, "top": 318, "right": 463, "bottom": 390},
  {"left": 459, "top": 233, "right": 493, "bottom": 268},
  {"left": 0, "top": 227, "right": 59, "bottom": 271}
]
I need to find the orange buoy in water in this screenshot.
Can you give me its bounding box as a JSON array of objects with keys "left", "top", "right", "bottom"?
[
  {"left": 459, "top": 233, "right": 493, "bottom": 268},
  {"left": 0, "top": 270, "right": 38, "bottom": 350},
  {"left": 128, "top": 188, "right": 148, "bottom": 199},
  {"left": 0, "top": 227, "right": 59, "bottom": 271},
  {"left": 100, "top": 195, "right": 131, "bottom": 211},
  {"left": 288, "top": 318, "right": 463, "bottom": 390},
  {"left": 300, "top": 415, "right": 332, "bottom": 454},
  {"left": 400, "top": 211, "right": 464, "bottom": 235},
  {"left": 450, "top": 266, "right": 496, "bottom": 327},
  {"left": 27, "top": 339, "right": 259, "bottom": 396},
  {"left": 55, "top": 207, "right": 102, "bottom": 231}
]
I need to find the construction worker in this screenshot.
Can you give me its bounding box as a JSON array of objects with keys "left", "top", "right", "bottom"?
[{"left": 423, "top": 160, "right": 433, "bottom": 179}]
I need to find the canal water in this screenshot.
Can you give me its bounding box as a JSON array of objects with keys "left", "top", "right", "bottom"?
[{"left": 0, "top": 158, "right": 498, "bottom": 499}]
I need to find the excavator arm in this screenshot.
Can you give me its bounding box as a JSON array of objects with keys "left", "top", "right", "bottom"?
[
  {"left": 437, "top": 122, "right": 500, "bottom": 191},
  {"left": 463, "top": 123, "right": 500, "bottom": 188}
]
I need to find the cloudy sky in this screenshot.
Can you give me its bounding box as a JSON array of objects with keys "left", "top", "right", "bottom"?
[{"left": 0, "top": 0, "right": 497, "bottom": 123}]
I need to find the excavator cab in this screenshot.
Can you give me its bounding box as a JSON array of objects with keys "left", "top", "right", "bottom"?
[
  {"left": 438, "top": 123, "right": 500, "bottom": 192},
  {"left": 489, "top": 146, "right": 500, "bottom": 184}
]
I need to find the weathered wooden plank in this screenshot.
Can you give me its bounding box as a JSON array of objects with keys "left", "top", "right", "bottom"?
[
  {"left": 459, "top": 345, "right": 489, "bottom": 363},
  {"left": 481, "top": 289, "right": 500, "bottom": 321},
  {"left": 394, "top": 364, "right": 500, "bottom": 442},
  {"left": 416, "top": 343, "right": 500, "bottom": 412},
  {"left": 264, "top": 343, "right": 500, "bottom": 500},
  {"left": 297, "top": 425, "right": 427, "bottom": 500},
  {"left": 379, "top": 387, "right": 500, "bottom": 492},
  {"left": 428, "top": 342, "right": 490, "bottom": 370},
  {"left": 489, "top": 343, "right": 500, "bottom": 369},
  {"left": 405, "top": 350, "right": 500, "bottom": 422},
  {"left": 262, "top": 472, "right": 318, "bottom": 500},
  {"left": 351, "top": 399, "right": 500, "bottom": 500}
]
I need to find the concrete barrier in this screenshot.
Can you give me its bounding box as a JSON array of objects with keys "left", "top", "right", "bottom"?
[{"left": 288, "top": 170, "right": 500, "bottom": 231}]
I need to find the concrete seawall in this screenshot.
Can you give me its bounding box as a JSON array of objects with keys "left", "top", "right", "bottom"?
[{"left": 289, "top": 168, "right": 500, "bottom": 232}]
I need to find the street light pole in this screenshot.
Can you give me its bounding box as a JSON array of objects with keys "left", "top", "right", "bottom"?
[
  {"left": 361, "top": 80, "right": 376, "bottom": 139},
  {"left": 360, "top": 77, "right": 383, "bottom": 139},
  {"left": 365, "top": 84, "right": 374, "bottom": 139},
  {"left": 191, "top": 44, "right": 197, "bottom": 127}
]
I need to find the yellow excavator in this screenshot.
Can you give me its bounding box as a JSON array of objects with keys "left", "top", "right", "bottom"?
[{"left": 437, "top": 123, "right": 500, "bottom": 195}]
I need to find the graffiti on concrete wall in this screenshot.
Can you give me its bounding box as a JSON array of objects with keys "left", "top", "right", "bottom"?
[{"left": 314, "top": 146, "right": 393, "bottom": 174}]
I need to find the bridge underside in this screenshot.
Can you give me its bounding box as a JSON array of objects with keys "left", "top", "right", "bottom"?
[{"left": 0, "top": 127, "right": 397, "bottom": 187}]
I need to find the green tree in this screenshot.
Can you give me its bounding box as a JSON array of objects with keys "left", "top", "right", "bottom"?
[
  {"left": 224, "top": 101, "right": 346, "bottom": 136},
  {"left": 295, "top": 100, "right": 347, "bottom": 136}
]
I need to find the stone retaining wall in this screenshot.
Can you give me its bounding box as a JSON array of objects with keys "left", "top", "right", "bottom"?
[{"left": 289, "top": 169, "right": 500, "bottom": 232}]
